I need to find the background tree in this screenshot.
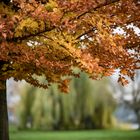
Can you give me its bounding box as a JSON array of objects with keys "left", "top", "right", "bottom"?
[
  {"left": 17, "top": 73, "right": 116, "bottom": 130},
  {"left": 92, "top": 80, "right": 116, "bottom": 129},
  {"left": 111, "top": 71, "right": 140, "bottom": 129},
  {"left": 18, "top": 84, "right": 35, "bottom": 129},
  {"left": 0, "top": 0, "right": 140, "bottom": 139}
]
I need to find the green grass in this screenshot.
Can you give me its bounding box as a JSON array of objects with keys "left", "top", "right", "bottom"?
[{"left": 10, "top": 129, "right": 140, "bottom": 140}]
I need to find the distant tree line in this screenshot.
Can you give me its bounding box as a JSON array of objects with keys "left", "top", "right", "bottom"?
[{"left": 17, "top": 72, "right": 116, "bottom": 130}]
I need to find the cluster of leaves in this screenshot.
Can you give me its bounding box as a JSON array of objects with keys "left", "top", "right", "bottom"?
[{"left": 0, "top": 0, "right": 140, "bottom": 92}]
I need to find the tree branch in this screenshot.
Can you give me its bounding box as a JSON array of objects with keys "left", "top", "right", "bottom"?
[
  {"left": 76, "top": 18, "right": 140, "bottom": 40},
  {"left": 6, "top": 0, "right": 120, "bottom": 42}
]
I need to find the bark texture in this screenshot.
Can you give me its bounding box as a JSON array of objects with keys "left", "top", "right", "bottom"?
[{"left": 0, "top": 80, "right": 9, "bottom": 140}]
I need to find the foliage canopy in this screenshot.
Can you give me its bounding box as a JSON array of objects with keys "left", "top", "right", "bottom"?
[{"left": 0, "top": 0, "right": 140, "bottom": 91}]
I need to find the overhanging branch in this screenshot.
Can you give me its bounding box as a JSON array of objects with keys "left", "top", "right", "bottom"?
[{"left": 7, "top": 0, "right": 120, "bottom": 42}]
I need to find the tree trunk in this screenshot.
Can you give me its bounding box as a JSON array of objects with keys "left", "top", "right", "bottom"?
[
  {"left": 134, "top": 109, "right": 140, "bottom": 130},
  {"left": 138, "top": 116, "right": 140, "bottom": 130},
  {"left": 0, "top": 80, "right": 9, "bottom": 140},
  {"left": 136, "top": 112, "right": 140, "bottom": 130}
]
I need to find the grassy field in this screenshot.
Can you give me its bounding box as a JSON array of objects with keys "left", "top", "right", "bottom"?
[{"left": 10, "top": 129, "right": 140, "bottom": 140}]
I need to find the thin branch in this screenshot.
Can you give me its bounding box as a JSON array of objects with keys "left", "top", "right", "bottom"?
[
  {"left": 76, "top": 18, "right": 140, "bottom": 40},
  {"left": 73, "top": 0, "right": 120, "bottom": 21}
]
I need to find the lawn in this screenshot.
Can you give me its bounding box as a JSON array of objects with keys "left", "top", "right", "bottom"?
[{"left": 10, "top": 129, "right": 140, "bottom": 140}]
